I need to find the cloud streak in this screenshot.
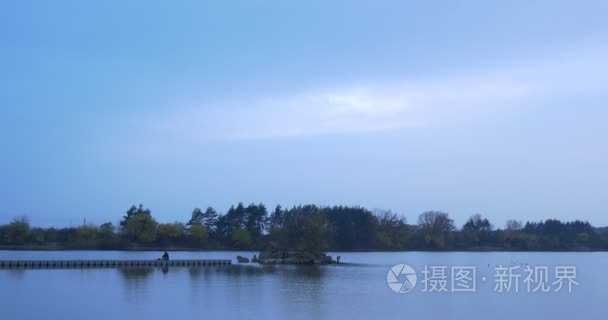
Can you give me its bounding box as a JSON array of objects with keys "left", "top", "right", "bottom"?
[{"left": 148, "top": 49, "right": 608, "bottom": 142}]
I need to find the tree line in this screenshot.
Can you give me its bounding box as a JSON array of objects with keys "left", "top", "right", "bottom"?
[{"left": 1, "top": 203, "right": 607, "bottom": 251}]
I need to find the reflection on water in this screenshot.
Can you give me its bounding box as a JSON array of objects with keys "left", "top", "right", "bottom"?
[
  {"left": 1, "top": 251, "right": 606, "bottom": 320},
  {"left": 119, "top": 268, "right": 155, "bottom": 302},
  {"left": 119, "top": 267, "right": 155, "bottom": 279},
  {"left": 279, "top": 265, "right": 325, "bottom": 319},
  {"left": 188, "top": 266, "right": 204, "bottom": 279},
  {"left": 6, "top": 268, "right": 26, "bottom": 280}
]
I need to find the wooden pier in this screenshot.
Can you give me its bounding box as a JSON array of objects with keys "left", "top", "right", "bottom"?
[{"left": 0, "top": 259, "right": 231, "bottom": 269}]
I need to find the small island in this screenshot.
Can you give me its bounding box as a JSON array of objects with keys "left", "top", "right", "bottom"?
[{"left": 256, "top": 248, "right": 334, "bottom": 264}]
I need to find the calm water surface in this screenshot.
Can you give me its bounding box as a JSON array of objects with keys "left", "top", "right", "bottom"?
[{"left": 1, "top": 251, "right": 605, "bottom": 319}]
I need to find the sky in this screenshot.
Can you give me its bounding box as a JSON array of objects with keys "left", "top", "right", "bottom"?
[{"left": 1, "top": 0, "right": 607, "bottom": 228}]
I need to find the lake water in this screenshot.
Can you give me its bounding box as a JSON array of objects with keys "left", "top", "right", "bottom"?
[{"left": 1, "top": 251, "right": 605, "bottom": 319}]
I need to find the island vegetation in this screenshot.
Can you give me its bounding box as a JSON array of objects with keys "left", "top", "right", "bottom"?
[{"left": 1, "top": 203, "right": 607, "bottom": 252}]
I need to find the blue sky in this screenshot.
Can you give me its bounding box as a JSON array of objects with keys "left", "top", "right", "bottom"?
[{"left": 1, "top": 0, "right": 607, "bottom": 227}]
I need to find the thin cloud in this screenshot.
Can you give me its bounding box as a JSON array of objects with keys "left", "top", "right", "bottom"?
[{"left": 148, "top": 49, "right": 607, "bottom": 142}]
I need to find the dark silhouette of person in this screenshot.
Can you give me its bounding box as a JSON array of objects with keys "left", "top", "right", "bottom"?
[{"left": 161, "top": 251, "right": 169, "bottom": 261}]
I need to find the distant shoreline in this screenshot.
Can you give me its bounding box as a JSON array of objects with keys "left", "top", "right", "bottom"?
[
  {"left": 2, "top": 204, "right": 607, "bottom": 252},
  {"left": 0, "top": 245, "right": 605, "bottom": 253}
]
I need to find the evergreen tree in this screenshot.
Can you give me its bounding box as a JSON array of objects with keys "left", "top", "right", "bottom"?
[
  {"left": 201, "top": 207, "right": 219, "bottom": 231},
  {"left": 187, "top": 208, "right": 204, "bottom": 226}
]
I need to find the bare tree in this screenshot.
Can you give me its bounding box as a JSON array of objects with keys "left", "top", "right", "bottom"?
[
  {"left": 417, "top": 211, "right": 455, "bottom": 234},
  {"left": 505, "top": 219, "right": 523, "bottom": 231}
]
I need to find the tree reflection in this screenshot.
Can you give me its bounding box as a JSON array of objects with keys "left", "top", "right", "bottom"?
[
  {"left": 7, "top": 268, "right": 26, "bottom": 280},
  {"left": 119, "top": 267, "right": 154, "bottom": 302},
  {"left": 119, "top": 267, "right": 154, "bottom": 279}
]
